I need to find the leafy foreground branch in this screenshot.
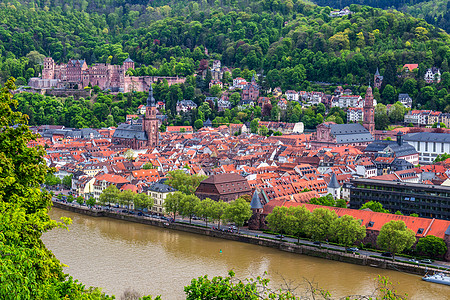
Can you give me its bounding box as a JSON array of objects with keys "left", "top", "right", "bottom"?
[{"left": 183, "top": 271, "right": 407, "bottom": 300}]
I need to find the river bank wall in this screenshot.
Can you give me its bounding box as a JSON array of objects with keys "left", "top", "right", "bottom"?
[{"left": 51, "top": 201, "right": 448, "bottom": 277}]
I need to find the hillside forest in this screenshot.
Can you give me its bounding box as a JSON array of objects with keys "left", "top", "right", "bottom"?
[{"left": 2, "top": 0, "right": 450, "bottom": 130}]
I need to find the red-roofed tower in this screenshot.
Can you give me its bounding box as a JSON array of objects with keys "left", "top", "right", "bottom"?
[{"left": 363, "top": 86, "right": 375, "bottom": 135}]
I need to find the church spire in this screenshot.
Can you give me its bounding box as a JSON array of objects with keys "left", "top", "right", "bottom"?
[
  {"left": 147, "top": 84, "right": 156, "bottom": 107},
  {"left": 375, "top": 67, "right": 380, "bottom": 76}
]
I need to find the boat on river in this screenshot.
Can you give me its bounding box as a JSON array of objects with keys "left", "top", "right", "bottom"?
[{"left": 422, "top": 272, "right": 450, "bottom": 286}]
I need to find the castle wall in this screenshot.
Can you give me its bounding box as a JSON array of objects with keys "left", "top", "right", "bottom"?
[{"left": 39, "top": 57, "right": 186, "bottom": 92}]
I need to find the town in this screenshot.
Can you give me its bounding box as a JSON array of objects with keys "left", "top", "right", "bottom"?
[
  {"left": 24, "top": 57, "right": 450, "bottom": 265},
  {"left": 4, "top": 0, "right": 450, "bottom": 297}
]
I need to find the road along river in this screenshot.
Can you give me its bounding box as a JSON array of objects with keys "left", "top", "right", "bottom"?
[{"left": 42, "top": 208, "right": 449, "bottom": 299}]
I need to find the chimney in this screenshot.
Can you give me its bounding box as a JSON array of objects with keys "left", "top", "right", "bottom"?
[{"left": 397, "top": 131, "right": 403, "bottom": 146}]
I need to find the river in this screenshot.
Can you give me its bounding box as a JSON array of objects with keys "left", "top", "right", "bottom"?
[{"left": 42, "top": 208, "right": 449, "bottom": 299}]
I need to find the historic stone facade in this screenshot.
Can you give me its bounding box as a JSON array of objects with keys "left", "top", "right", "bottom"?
[
  {"left": 363, "top": 86, "right": 375, "bottom": 135},
  {"left": 112, "top": 85, "right": 159, "bottom": 149},
  {"left": 30, "top": 57, "right": 185, "bottom": 92}
]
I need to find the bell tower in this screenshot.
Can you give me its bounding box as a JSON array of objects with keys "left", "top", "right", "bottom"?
[
  {"left": 142, "top": 84, "right": 159, "bottom": 148},
  {"left": 363, "top": 85, "right": 375, "bottom": 135}
]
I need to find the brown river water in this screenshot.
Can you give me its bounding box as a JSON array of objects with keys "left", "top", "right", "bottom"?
[{"left": 42, "top": 208, "right": 450, "bottom": 299}]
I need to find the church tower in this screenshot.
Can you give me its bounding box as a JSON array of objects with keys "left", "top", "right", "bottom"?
[
  {"left": 363, "top": 86, "right": 375, "bottom": 135},
  {"left": 142, "top": 84, "right": 159, "bottom": 148}
]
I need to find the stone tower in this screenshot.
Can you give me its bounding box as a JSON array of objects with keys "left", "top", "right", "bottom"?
[
  {"left": 363, "top": 85, "right": 375, "bottom": 135},
  {"left": 42, "top": 57, "right": 55, "bottom": 80},
  {"left": 374, "top": 67, "right": 383, "bottom": 89},
  {"left": 142, "top": 84, "right": 159, "bottom": 148},
  {"left": 123, "top": 56, "right": 135, "bottom": 71}
]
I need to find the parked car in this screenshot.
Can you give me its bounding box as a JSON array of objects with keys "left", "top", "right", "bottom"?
[
  {"left": 408, "top": 258, "right": 419, "bottom": 263},
  {"left": 275, "top": 234, "right": 284, "bottom": 239},
  {"left": 346, "top": 247, "right": 359, "bottom": 252},
  {"left": 381, "top": 252, "right": 393, "bottom": 257},
  {"left": 137, "top": 212, "right": 144, "bottom": 216},
  {"left": 420, "top": 259, "right": 433, "bottom": 264}
]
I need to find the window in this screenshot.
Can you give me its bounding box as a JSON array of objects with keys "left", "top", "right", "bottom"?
[
  {"left": 417, "top": 228, "right": 424, "bottom": 234},
  {"left": 367, "top": 221, "right": 374, "bottom": 227}
]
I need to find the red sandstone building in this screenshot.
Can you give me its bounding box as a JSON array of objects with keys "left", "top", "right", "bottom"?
[
  {"left": 249, "top": 201, "right": 450, "bottom": 261},
  {"left": 310, "top": 86, "right": 375, "bottom": 149},
  {"left": 112, "top": 85, "right": 159, "bottom": 149},
  {"left": 30, "top": 57, "right": 185, "bottom": 92},
  {"left": 195, "top": 173, "right": 252, "bottom": 202}
]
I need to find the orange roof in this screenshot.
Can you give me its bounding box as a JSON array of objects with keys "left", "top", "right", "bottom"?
[
  {"left": 403, "top": 64, "right": 419, "bottom": 72},
  {"left": 95, "top": 174, "right": 129, "bottom": 184},
  {"left": 263, "top": 202, "right": 450, "bottom": 239}
]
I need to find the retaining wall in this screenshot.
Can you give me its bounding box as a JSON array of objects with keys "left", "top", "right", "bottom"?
[{"left": 51, "top": 202, "right": 448, "bottom": 277}]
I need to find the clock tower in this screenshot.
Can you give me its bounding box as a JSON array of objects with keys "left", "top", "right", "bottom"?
[{"left": 142, "top": 84, "right": 159, "bottom": 148}]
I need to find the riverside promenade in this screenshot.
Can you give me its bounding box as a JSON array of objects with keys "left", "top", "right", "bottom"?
[{"left": 51, "top": 200, "right": 450, "bottom": 277}]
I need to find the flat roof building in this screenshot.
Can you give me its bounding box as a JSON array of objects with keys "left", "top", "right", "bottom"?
[{"left": 349, "top": 178, "right": 450, "bottom": 220}]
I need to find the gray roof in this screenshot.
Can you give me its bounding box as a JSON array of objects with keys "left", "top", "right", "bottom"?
[
  {"left": 250, "top": 190, "right": 263, "bottom": 209},
  {"left": 146, "top": 182, "right": 177, "bottom": 193},
  {"left": 204, "top": 118, "right": 212, "bottom": 127},
  {"left": 364, "top": 140, "right": 417, "bottom": 157},
  {"left": 124, "top": 56, "right": 134, "bottom": 63},
  {"left": 328, "top": 124, "right": 374, "bottom": 143},
  {"left": 147, "top": 84, "right": 156, "bottom": 107},
  {"left": 328, "top": 173, "right": 340, "bottom": 189},
  {"left": 113, "top": 124, "right": 147, "bottom": 140},
  {"left": 178, "top": 100, "right": 197, "bottom": 107},
  {"left": 404, "top": 132, "right": 450, "bottom": 143}
]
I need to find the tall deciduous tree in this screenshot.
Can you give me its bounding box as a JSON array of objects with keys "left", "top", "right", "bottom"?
[
  {"left": 416, "top": 235, "right": 447, "bottom": 258},
  {"left": 179, "top": 194, "right": 199, "bottom": 223},
  {"left": 163, "top": 191, "right": 184, "bottom": 221},
  {"left": 305, "top": 208, "right": 338, "bottom": 243},
  {"left": 211, "top": 200, "right": 228, "bottom": 229},
  {"left": 286, "top": 206, "right": 311, "bottom": 242},
  {"left": 265, "top": 206, "right": 290, "bottom": 237},
  {"left": 377, "top": 220, "right": 416, "bottom": 260},
  {"left": 330, "top": 215, "right": 366, "bottom": 248},
  {"left": 134, "top": 193, "right": 154, "bottom": 211},
  {"left": 224, "top": 197, "right": 252, "bottom": 233},
  {"left": 166, "top": 170, "right": 207, "bottom": 195},
  {"left": 119, "top": 190, "right": 136, "bottom": 209},
  {"left": 99, "top": 184, "right": 120, "bottom": 208},
  {"left": 0, "top": 78, "right": 110, "bottom": 298},
  {"left": 195, "top": 198, "right": 215, "bottom": 227}
]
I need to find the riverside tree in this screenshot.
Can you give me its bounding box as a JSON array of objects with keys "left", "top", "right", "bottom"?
[
  {"left": 163, "top": 191, "right": 184, "bottom": 221},
  {"left": 179, "top": 194, "right": 199, "bottom": 224},
  {"left": 377, "top": 220, "right": 416, "bottom": 260},
  {"left": 329, "top": 215, "right": 366, "bottom": 249},
  {"left": 265, "top": 206, "right": 290, "bottom": 238},
  {"left": 211, "top": 200, "right": 228, "bottom": 229},
  {"left": 134, "top": 193, "right": 154, "bottom": 211},
  {"left": 99, "top": 184, "right": 120, "bottom": 208},
  {"left": 195, "top": 198, "right": 215, "bottom": 227},
  {"left": 416, "top": 235, "right": 447, "bottom": 258},
  {"left": 224, "top": 197, "right": 252, "bottom": 233},
  {"left": 305, "top": 208, "right": 338, "bottom": 243},
  {"left": 119, "top": 189, "right": 136, "bottom": 209},
  {"left": 287, "top": 206, "right": 310, "bottom": 242}
]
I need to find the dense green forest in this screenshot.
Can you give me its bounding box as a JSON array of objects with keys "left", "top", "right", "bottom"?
[
  {"left": 0, "top": 0, "right": 449, "bottom": 86},
  {"left": 3, "top": 0, "right": 450, "bottom": 129},
  {"left": 312, "top": 0, "right": 450, "bottom": 35}
]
